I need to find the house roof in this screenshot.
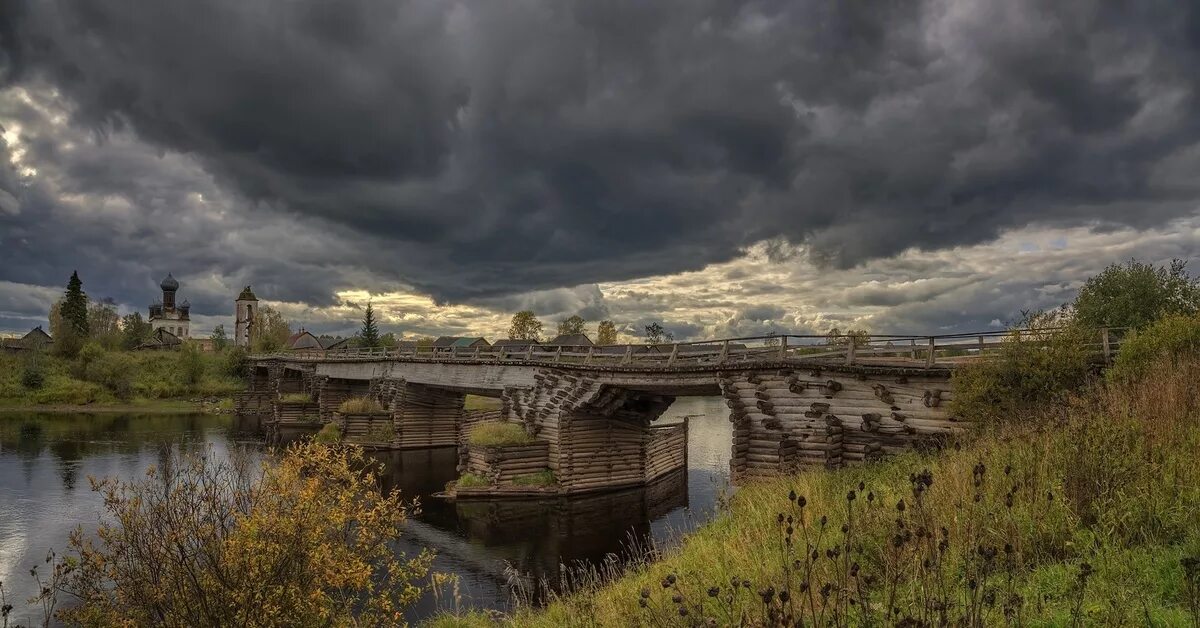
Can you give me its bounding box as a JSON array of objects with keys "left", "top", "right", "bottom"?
[
  {"left": 287, "top": 330, "right": 323, "bottom": 350},
  {"left": 492, "top": 338, "right": 541, "bottom": 347},
  {"left": 321, "top": 337, "right": 350, "bottom": 350},
  {"left": 433, "top": 336, "right": 490, "bottom": 348},
  {"left": 21, "top": 326, "right": 52, "bottom": 343},
  {"left": 139, "top": 328, "right": 182, "bottom": 348},
  {"left": 547, "top": 333, "right": 593, "bottom": 346}
]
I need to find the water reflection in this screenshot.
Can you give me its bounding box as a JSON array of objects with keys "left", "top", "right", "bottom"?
[{"left": 0, "top": 397, "right": 732, "bottom": 624}]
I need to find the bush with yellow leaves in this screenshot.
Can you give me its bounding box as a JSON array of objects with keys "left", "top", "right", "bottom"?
[{"left": 52, "top": 442, "right": 431, "bottom": 626}]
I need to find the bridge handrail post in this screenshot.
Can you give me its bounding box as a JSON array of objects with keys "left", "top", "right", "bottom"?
[
  {"left": 718, "top": 340, "right": 729, "bottom": 364},
  {"left": 1102, "top": 327, "right": 1111, "bottom": 361},
  {"left": 585, "top": 346, "right": 594, "bottom": 365},
  {"left": 978, "top": 335, "right": 985, "bottom": 356},
  {"left": 667, "top": 343, "right": 679, "bottom": 367},
  {"left": 845, "top": 339, "right": 856, "bottom": 365},
  {"left": 554, "top": 346, "right": 562, "bottom": 363},
  {"left": 925, "top": 337, "right": 936, "bottom": 368},
  {"left": 910, "top": 338, "right": 917, "bottom": 360},
  {"left": 779, "top": 335, "right": 788, "bottom": 360},
  {"left": 622, "top": 345, "right": 633, "bottom": 365},
  {"left": 473, "top": 346, "right": 480, "bottom": 359},
  {"left": 526, "top": 344, "right": 534, "bottom": 362}
]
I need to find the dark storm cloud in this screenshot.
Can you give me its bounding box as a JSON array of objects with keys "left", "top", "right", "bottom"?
[{"left": 3, "top": 0, "right": 1200, "bottom": 312}]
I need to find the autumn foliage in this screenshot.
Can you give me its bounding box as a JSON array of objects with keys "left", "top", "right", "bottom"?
[{"left": 53, "top": 442, "right": 430, "bottom": 626}]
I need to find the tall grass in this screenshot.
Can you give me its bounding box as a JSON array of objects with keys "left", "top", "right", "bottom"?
[
  {"left": 432, "top": 353, "right": 1200, "bottom": 626},
  {"left": 338, "top": 396, "right": 386, "bottom": 414},
  {"left": 467, "top": 421, "right": 534, "bottom": 447}
]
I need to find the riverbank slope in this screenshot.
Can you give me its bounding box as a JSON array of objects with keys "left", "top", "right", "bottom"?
[
  {"left": 0, "top": 347, "right": 243, "bottom": 412},
  {"left": 431, "top": 354, "right": 1200, "bottom": 626}
]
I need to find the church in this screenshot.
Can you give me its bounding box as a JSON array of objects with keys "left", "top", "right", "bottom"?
[{"left": 148, "top": 273, "right": 191, "bottom": 338}]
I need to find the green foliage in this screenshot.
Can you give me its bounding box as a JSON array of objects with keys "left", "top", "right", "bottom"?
[
  {"left": 596, "top": 320, "right": 618, "bottom": 345},
  {"left": 1074, "top": 258, "right": 1200, "bottom": 330},
  {"left": 468, "top": 421, "right": 534, "bottom": 447},
  {"left": 60, "top": 271, "right": 89, "bottom": 338},
  {"left": 0, "top": 347, "right": 243, "bottom": 406},
  {"left": 825, "top": 327, "right": 870, "bottom": 347},
  {"left": 21, "top": 353, "right": 45, "bottom": 389},
  {"left": 557, "top": 315, "right": 586, "bottom": 337},
  {"left": 1109, "top": 314, "right": 1200, "bottom": 383},
  {"left": 511, "top": 470, "right": 555, "bottom": 486},
  {"left": 222, "top": 345, "right": 249, "bottom": 378},
  {"left": 120, "top": 312, "right": 153, "bottom": 350},
  {"left": 508, "top": 310, "right": 544, "bottom": 341},
  {"left": 338, "top": 396, "right": 386, "bottom": 414},
  {"left": 643, "top": 322, "right": 673, "bottom": 344},
  {"left": 463, "top": 395, "right": 502, "bottom": 411},
  {"left": 455, "top": 473, "right": 490, "bottom": 488},
  {"left": 279, "top": 393, "right": 314, "bottom": 404},
  {"left": 209, "top": 324, "right": 229, "bottom": 351},
  {"left": 250, "top": 305, "right": 292, "bottom": 353},
  {"left": 87, "top": 298, "right": 122, "bottom": 349},
  {"left": 177, "top": 341, "right": 205, "bottom": 385},
  {"left": 313, "top": 422, "right": 341, "bottom": 444},
  {"left": 357, "top": 301, "right": 381, "bottom": 348},
  {"left": 83, "top": 350, "right": 136, "bottom": 400},
  {"left": 952, "top": 312, "right": 1093, "bottom": 425}
]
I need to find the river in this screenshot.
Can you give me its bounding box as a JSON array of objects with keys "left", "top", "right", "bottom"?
[{"left": 0, "top": 397, "right": 731, "bottom": 624}]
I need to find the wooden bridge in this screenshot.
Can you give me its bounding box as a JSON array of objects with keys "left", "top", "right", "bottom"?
[{"left": 240, "top": 328, "right": 1121, "bottom": 494}]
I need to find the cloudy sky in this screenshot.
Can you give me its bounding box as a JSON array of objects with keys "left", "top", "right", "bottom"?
[{"left": 2, "top": 1, "right": 1199, "bottom": 342}]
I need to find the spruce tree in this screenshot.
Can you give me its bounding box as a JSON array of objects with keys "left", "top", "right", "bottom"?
[
  {"left": 358, "top": 301, "right": 381, "bottom": 348},
  {"left": 61, "top": 271, "right": 90, "bottom": 337}
]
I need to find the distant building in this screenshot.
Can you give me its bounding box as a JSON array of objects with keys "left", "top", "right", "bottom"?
[
  {"left": 492, "top": 338, "right": 541, "bottom": 353},
  {"left": 546, "top": 333, "right": 594, "bottom": 351},
  {"left": 234, "top": 286, "right": 258, "bottom": 348},
  {"left": 286, "top": 329, "right": 323, "bottom": 350},
  {"left": 148, "top": 274, "right": 190, "bottom": 338},
  {"left": 432, "top": 336, "right": 491, "bottom": 352},
  {"left": 0, "top": 326, "right": 53, "bottom": 353},
  {"left": 139, "top": 328, "right": 182, "bottom": 351}
]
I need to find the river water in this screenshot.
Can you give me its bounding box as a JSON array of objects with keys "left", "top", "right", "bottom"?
[{"left": 0, "top": 397, "right": 730, "bottom": 624}]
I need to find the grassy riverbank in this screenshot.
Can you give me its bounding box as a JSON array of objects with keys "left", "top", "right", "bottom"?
[
  {"left": 0, "top": 347, "right": 243, "bottom": 411},
  {"left": 431, "top": 353, "right": 1200, "bottom": 626}
]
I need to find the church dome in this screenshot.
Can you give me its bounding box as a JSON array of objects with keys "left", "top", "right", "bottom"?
[{"left": 161, "top": 273, "right": 179, "bottom": 291}]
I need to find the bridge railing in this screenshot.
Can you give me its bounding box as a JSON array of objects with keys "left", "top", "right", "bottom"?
[{"left": 265, "top": 327, "right": 1126, "bottom": 369}]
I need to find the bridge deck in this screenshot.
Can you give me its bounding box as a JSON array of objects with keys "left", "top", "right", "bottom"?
[{"left": 254, "top": 328, "right": 1121, "bottom": 372}]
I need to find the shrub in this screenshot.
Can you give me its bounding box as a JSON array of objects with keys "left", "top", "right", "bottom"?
[
  {"left": 222, "top": 345, "right": 249, "bottom": 378},
  {"left": 21, "top": 355, "right": 45, "bottom": 390},
  {"left": 1108, "top": 314, "right": 1200, "bottom": 383},
  {"left": 467, "top": 421, "right": 534, "bottom": 447},
  {"left": 338, "top": 397, "right": 385, "bottom": 414},
  {"left": 177, "top": 342, "right": 205, "bottom": 385},
  {"left": 511, "top": 470, "right": 555, "bottom": 486},
  {"left": 279, "top": 392, "right": 314, "bottom": 404},
  {"left": 32, "top": 376, "right": 106, "bottom": 405},
  {"left": 49, "top": 443, "right": 431, "bottom": 625},
  {"left": 83, "top": 351, "right": 135, "bottom": 400},
  {"left": 952, "top": 313, "right": 1094, "bottom": 425},
  {"left": 1074, "top": 258, "right": 1200, "bottom": 330},
  {"left": 455, "top": 473, "right": 490, "bottom": 488},
  {"left": 313, "top": 423, "right": 341, "bottom": 444}
]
